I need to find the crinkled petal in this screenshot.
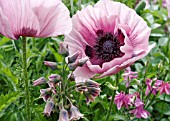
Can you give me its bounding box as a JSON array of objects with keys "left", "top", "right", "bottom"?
[
  {"left": 96, "top": 43, "right": 155, "bottom": 78},
  {"left": 31, "top": 0, "right": 72, "bottom": 37},
  {"left": 95, "top": 0, "right": 151, "bottom": 51}
]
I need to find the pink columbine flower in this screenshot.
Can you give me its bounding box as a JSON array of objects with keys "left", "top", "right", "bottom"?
[
  {"left": 0, "top": 0, "right": 72, "bottom": 40},
  {"left": 122, "top": 67, "right": 138, "bottom": 88},
  {"left": 33, "top": 77, "right": 46, "bottom": 86},
  {"left": 130, "top": 105, "right": 150, "bottom": 119},
  {"left": 130, "top": 93, "right": 150, "bottom": 119},
  {"left": 145, "top": 78, "right": 153, "bottom": 96},
  {"left": 159, "top": 81, "right": 170, "bottom": 95},
  {"left": 64, "top": 0, "right": 155, "bottom": 79},
  {"left": 114, "top": 91, "right": 133, "bottom": 110},
  {"left": 69, "top": 104, "right": 84, "bottom": 120}
]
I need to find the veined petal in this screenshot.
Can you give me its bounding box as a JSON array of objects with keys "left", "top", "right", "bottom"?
[{"left": 31, "top": 0, "right": 72, "bottom": 37}]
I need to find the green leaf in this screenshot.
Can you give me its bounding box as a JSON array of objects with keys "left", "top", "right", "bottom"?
[{"left": 0, "top": 92, "right": 22, "bottom": 118}]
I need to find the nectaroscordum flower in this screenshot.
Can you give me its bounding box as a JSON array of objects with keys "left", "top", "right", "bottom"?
[
  {"left": 33, "top": 77, "right": 46, "bottom": 86},
  {"left": 64, "top": 0, "right": 155, "bottom": 79},
  {"left": 69, "top": 104, "right": 84, "bottom": 120},
  {"left": 0, "top": 0, "right": 72, "bottom": 40}
]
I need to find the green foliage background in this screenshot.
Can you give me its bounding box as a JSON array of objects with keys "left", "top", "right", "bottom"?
[{"left": 0, "top": 0, "right": 170, "bottom": 121}]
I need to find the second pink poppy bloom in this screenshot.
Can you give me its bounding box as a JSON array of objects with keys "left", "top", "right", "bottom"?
[
  {"left": 64, "top": 0, "right": 155, "bottom": 79},
  {"left": 0, "top": 0, "right": 72, "bottom": 40}
]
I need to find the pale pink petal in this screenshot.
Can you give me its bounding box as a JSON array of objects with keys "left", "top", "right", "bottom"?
[
  {"left": 74, "top": 64, "right": 95, "bottom": 80},
  {"left": 95, "top": 0, "right": 151, "bottom": 51},
  {"left": 0, "top": 0, "right": 71, "bottom": 39},
  {"left": 31, "top": 0, "right": 72, "bottom": 37},
  {"left": 0, "top": 7, "right": 15, "bottom": 39},
  {"left": 96, "top": 43, "right": 155, "bottom": 78}
]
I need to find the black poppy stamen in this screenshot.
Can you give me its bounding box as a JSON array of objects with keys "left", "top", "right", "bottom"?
[{"left": 94, "top": 30, "right": 125, "bottom": 62}]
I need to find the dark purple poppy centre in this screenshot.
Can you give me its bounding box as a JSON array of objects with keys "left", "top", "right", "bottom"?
[{"left": 85, "top": 30, "right": 125, "bottom": 65}]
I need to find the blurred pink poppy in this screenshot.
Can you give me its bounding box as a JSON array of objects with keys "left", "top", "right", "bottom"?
[
  {"left": 64, "top": 0, "right": 155, "bottom": 79},
  {"left": 0, "top": 0, "right": 72, "bottom": 40},
  {"left": 166, "top": 0, "right": 170, "bottom": 17}
]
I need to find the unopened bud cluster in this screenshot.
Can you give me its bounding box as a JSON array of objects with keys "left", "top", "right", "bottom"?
[{"left": 76, "top": 80, "right": 101, "bottom": 104}]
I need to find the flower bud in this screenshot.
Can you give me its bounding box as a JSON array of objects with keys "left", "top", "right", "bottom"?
[
  {"left": 40, "top": 88, "right": 52, "bottom": 102},
  {"left": 85, "top": 79, "right": 99, "bottom": 88},
  {"left": 78, "top": 57, "right": 88, "bottom": 67},
  {"left": 48, "top": 74, "right": 61, "bottom": 87},
  {"left": 88, "top": 87, "right": 101, "bottom": 97},
  {"left": 67, "top": 73, "right": 75, "bottom": 82},
  {"left": 33, "top": 77, "right": 46, "bottom": 86},
  {"left": 68, "top": 61, "right": 79, "bottom": 71},
  {"left": 43, "top": 99, "right": 54, "bottom": 117},
  {"left": 59, "top": 42, "right": 69, "bottom": 56},
  {"left": 58, "top": 108, "right": 69, "bottom": 121},
  {"left": 44, "top": 61, "right": 57, "bottom": 70},
  {"left": 70, "top": 105, "right": 84, "bottom": 120},
  {"left": 105, "top": 82, "right": 118, "bottom": 91},
  {"left": 65, "top": 51, "right": 80, "bottom": 64}
]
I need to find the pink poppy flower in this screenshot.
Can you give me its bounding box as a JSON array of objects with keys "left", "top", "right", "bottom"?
[
  {"left": 166, "top": 0, "right": 170, "bottom": 17},
  {"left": 0, "top": 0, "right": 72, "bottom": 40},
  {"left": 64, "top": 0, "right": 155, "bottom": 79}
]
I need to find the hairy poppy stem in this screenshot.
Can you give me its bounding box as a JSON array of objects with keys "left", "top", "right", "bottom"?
[{"left": 22, "top": 37, "right": 31, "bottom": 121}]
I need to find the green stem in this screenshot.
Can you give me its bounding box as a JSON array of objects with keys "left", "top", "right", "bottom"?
[
  {"left": 145, "top": 95, "right": 156, "bottom": 109},
  {"left": 70, "top": 0, "right": 74, "bottom": 16},
  {"left": 22, "top": 37, "right": 31, "bottom": 121},
  {"left": 141, "top": 60, "right": 149, "bottom": 100},
  {"left": 105, "top": 74, "right": 119, "bottom": 121}
]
